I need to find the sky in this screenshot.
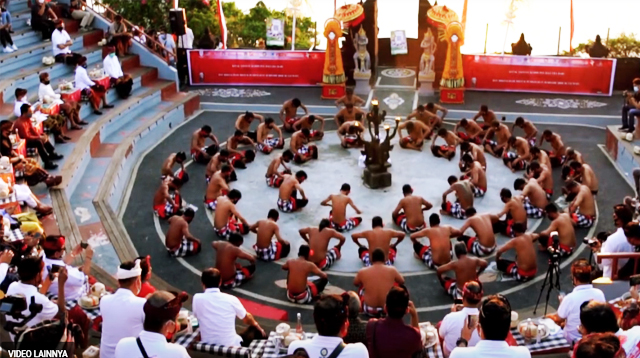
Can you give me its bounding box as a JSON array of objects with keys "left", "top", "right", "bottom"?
[{"left": 224, "top": 0, "right": 640, "bottom": 55}]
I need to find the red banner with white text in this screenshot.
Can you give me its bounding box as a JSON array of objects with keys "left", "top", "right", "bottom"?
[
  {"left": 462, "top": 55, "right": 616, "bottom": 96},
  {"left": 188, "top": 50, "right": 325, "bottom": 86}
]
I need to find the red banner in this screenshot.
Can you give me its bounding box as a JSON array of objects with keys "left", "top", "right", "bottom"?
[
  {"left": 188, "top": 50, "right": 325, "bottom": 86},
  {"left": 462, "top": 55, "right": 616, "bottom": 96}
]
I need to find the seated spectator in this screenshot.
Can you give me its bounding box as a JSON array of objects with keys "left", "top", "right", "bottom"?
[
  {"left": 450, "top": 295, "right": 531, "bottom": 358},
  {"left": 0, "top": 4, "right": 15, "bottom": 53},
  {"left": 343, "top": 291, "right": 367, "bottom": 345},
  {"left": 100, "top": 259, "right": 146, "bottom": 358},
  {"left": 13, "top": 176, "right": 53, "bottom": 215},
  {"left": 39, "top": 72, "right": 86, "bottom": 130},
  {"left": 103, "top": 46, "right": 133, "bottom": 99},
  {"left": 31, "top": 0, "right": 57, "bottom": 41},
  {"left": 75, "top": 56, "right": 113, "bottom": 115},
  {"left": 440, "top": 281, "right": 484, "bottom": 357},
  {"left": 13, "top": 88, "right": 30, "bottom": 117},
  {"left": 595, "top": 205, "right": 635, "bottom": 279},
  {"left": 132, "top": 26, "right": 146, "bottom": 44},
  {"left": 107, "top": 15, "right": 132, "bottom": 56},
  {"left": 288, "top": 293, "right": 369, "bottom": 357},
  {"left": 51, "top": 19, "right": 82, "bottom": 65},
  {"left": 574, "top": 333, "right": 622, "bottom": 358},
  {"left": 0, "top": 249, "right": 14, "bottom": 285},
  {"left": 158, "top": 27, "right": 176, "bottom": 66},
  {"left": 137, "top": 255, "right": 156, "bottom": 298},
  {"left": 15, "top": 104, "right": 64, "bottom": 170},
  {"left": 366, "top": 286, "right": 422, "bottom": 358},
  {"left": 69, "top": 0, "right": 93, "bottom": 31},
  {"left": 115, "top": 291, "right": 190, "bottom": 358},
  {"left": 0, "top": 1, "right": 12, "bottom": 34},
  {"left": 620, "top": 78, "right": 640, "bottom": 133},
  {"left": 192, "top": 268, "right": 266, "bottom": 347},
  {"left": 579, "top": 300, "right": 640, "bottom": 357}
]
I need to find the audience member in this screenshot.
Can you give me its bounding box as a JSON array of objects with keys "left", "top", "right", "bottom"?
[
  {"left": 158, "top": 27, "right": 176, "bottom": 66},
  {"left": 75, "top": 56, "right": 113, "bottom": 115},
  {"left": 69, "top": 0, "right": 93, "bottom": 31},
  {"left": 108, "top": 15, "right": 132, "bottom": 56},
  {"left": 288, "top": 293, "right": 369, "bottom": 357},
  {"left": 620, "top": 78, "right": 640, "bottom": 133},
  {"left": 100, "top": 259, "right": 146, "bottom": 358},
  {"left": 0, "top": 1, "right": 12, "bottom": 34},
  {"left": 579, "top": 300, "right": 640, "bottom": 357},
  {"left": 31, "top": 0, "right": 57, "bottom": 41},
  {"left": 115, "top": 291, "right": 190, "bottom": 358},
  {"left": 15, "top": 104, "right": 64, "bottom": 169},
  {"left": 595, "top": 205, "right": 635, "bottom": 278},
  {"left": 12, "top": 175, "right": 53, "bottom": 215},
  {"left": 343, "top": 291, "right": 367, "bottom": 345},
  {"left": 39, "top": 72, "right": 86, "bottom": 130},
  {"left": 440, "top": 281, "right": 483, "bottom": 357},
  {"left": 132, "top": 26, "right": 146, "bottom": 44},
  {"left": 103, "top": 45, "right": 133, "bottom": 98},
  {"left": 51, "top": 19, "right": 82, "bottom": 65},
  {"left": 0, "top": 3, "right": 15, "bottom": 53},
  {"left": 41, "top": 235, "right": 91, "bottom": 300},
  {"left": 178, "top": 26, "right": 194, "bottom": 49},
  {"left": 574, "top": 333, "right": 622, "bottom": 358},
  {"left": 137, "top": 255, "right": 156, "bottom": 298},
  {"left": 13, "top": 88, "right": 30, "bottom": 117}
]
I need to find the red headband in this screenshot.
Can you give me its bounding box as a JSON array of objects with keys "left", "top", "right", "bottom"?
[
  {"left": 42, "top": 236, "right": 65, "bottom": 251},
  {"left": 462, "top": 281, "right": 483, "bottom": 302},
  {"left": 143, "top": 291, "right": 188, "bottom": 322}
]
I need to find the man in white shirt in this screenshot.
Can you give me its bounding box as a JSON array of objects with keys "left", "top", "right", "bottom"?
[
  {"left": 192, "top": 268, "right": 265, "bottom": 347},
  {"left": 115, "top": 291, "right": 190, "bottom": 358},
  {"left": 288, "top": 294, "right": 369, "bottom": 358},
  {"left": 103, "top": 46, "right": 133, "bottom": 99},
  {"left": 38, "top": 71, "right": 85, "bottom": 130},
  {"left": 51, "top": 19, "right": 81, "bottom": 65},
  {"left": 41, "top": 235, "right": 91, "bottom": 301},
  {"left": 596, "top": 205, "right": 635, "bottom": 278},
  {"left": 75, "top": 56, "right": 113, "bottom": 115},
  {"left": 100, "top": 259, "right": 146, "bottom": 358},
  {"left": 579, "top": 300, "right": 640, "bottom": 357},
  {"left": 439, "top": 281, "right": 483, "bottom": 357},
  {"left": 451, "top": 295, "right": 530, "bottom": 358},
  {"left": 158, "top": 29, "right": 176, "bottom": 66},
  {"left": 178, "top": 27, "right": 193, "bottom": 49}
]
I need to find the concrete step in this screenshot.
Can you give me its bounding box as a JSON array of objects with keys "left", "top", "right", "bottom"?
[
  {"left": 7, "top": 0, "right": 28, "bottom": 13},
  {"left": 102, "top": 98, "right": 173, "bottom": 144},
  {"left": 100, "top": 91, "right": 162, "bottom": 142},
  {"left": 0, "top": 37, "right": 84, "bottom": 76},
  {"left": 8, "top": 8, "right": 30, "bottom": 32}
]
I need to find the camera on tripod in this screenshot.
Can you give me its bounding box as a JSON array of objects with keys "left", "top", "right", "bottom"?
[{"left": 546, "top": 231, "right": 562, "bottom": 261}]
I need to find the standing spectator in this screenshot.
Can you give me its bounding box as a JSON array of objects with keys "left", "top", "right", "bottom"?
[
  {"left": 39, "top": 72, "right": 86, "bottom": 129},
  {"left": 451, "top": 295, "right": 531, "bottom": 358},
  {"left": 178, "top": 26, "right": 193, "bottom": 49},
  {"left": 343, "top": 291, "right": 367, "bottom": 345},
  {"left": 31, "top": 0, "right": 57, "bottom": 41},
  {"left": 137, "top": 255, "right": 156, "bottom": 298},
  {"left": 158, "top": 27, "right": 176, "bottom": 66},
  {"left": 51, "top": 19, "right": 82, "bottom": 65},
  {"left": 595, "top": 205, "right": 635, "bottom": 278},
  {"left": 192, "top": 268, "right": 266, "bottom": 347},
  {"left": 107, "top": 15, "right": 132, "bottom": 56},
  {"left": 75, "top": 56, "right": 113, "bottom": 115},
  {"left": 440, "top": 281, "right": 483, "bottom": 357},
  {"left": 103, "top": 46, "right": 133, "bottom": 99},
  {"left": 0, "top": 2, "right": 15, "bottom": 53},
  {"left": 366, "top": 286, "right": 422, "bottom": 358},
  {"left": 579, "top": 300, "right": 640, "bottom": 357},
  {"left": 100, "top": 259, "right": 146, "bottom": 358},
  {"left": 69, "top": 0, "right": 93, "bottom": 31},
  {"left": 288, "top": 293, "right": 369, "bottom": 357},
  {"left": 198, "top": 27, "right": 216, "bottom": 49},
  {"left": 14, "top": 104, "right": 63, "bottom": 169},
  {"left": 574, "top": 333, "right": 623, "bottom": 358}
]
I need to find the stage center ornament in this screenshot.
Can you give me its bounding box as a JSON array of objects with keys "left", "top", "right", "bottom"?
[
  {"left": 321, "top": 18, "right": 346, "bottom": 99},
  {"left": 427, "top": 5, "right": 465, "bottom": 104},
  {"left": 362, "top": 100, "right": 400, "bottom": 189}
]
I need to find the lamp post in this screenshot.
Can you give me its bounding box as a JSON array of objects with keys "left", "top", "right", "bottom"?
[{"left": 362, "top": 99, "right": 400, "bottom": 189}]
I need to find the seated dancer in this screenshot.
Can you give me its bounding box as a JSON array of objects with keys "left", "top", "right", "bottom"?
[
  {"left": 191, "top": 125, "right": 220, "bottom": 164},
  {"left": 568, "top": 161, "right": 599, "bottom": 196},
  {"left": 392, "top": 184, "right": 433, "bottom": 233},
  {"left": 152, "top": 178, "right": 181, "bottom": 220},
  {"left": 277, "top": 171, "right": 309, "bottom": 213},
  {"left": 456, "top": 208, "right": 498, "bottom": 257},
  {"left": 337, "top": 120, "right": 364, "bottom": 148},
  {"left": 226, "top": 130, "right": 256, "bottom": 169},
  {"left": 165, "top": 208, "right": 201, "bottom": 257},
  {"left": 299, "top": 219, "right": 346, "bottom": 270},
  {"left": 75, "top": 56, "right": 113, "bottom": 115},
  {"left": 503, "top": 136, "right": 531, "bottom": 172},
  {"left": 265, "top": 150, "right": 293, "bottom": 188},
  {"left": 538, "top": 204, "right": 576, "bottom": 257},
  {"left": 454, "top": 118, "right": 483, "bottom": 144},
  {"left": 426, "top": 102, "right": 448, "bottom": 126},
  {"left": 213, "top": 189, "right": 250, "bottom": 239},
  {"left": 513, "top": 178, "right": 548, "bottom": 219},
  {"left": 399, "top": 120, "right": 430, "bottom": 151},
  {"left": 441, "top": 176, "right": 474, "bottom": 220},
  {"left": 335, "top": 87, "right": 365, "bottom": 108},
  {"left": 282, "top": 245, "right": 328, "bottom": 304},
  {"left": 539, "top": 129, "right": 567, "bottom": 167},
  {"left": 206, "top": 149, "right": 237, "bottom": 183},
  {"left": 250, "top": 209, "right": 291, "bottom": 262},
  {"left": 566, "top": 181, "right": 597, "bottom": 228},
  {"left": 528, "top": 160, "right": 554, "bottom": 200},
  {"left": 494, "top": 188, "right": 528, "bottom": 238},
  {"left": 482, "top": 121, "right": 511, "bottom": 158},
  {"left": 292, "top": 115, "right": 325, "bottom": 141},
  {"left": 460, "top": 154, "right": 486, "bottom": 197},
  {"left": 354, "top": 248, "right": 405, "bottom": 317},
  {"left": 334, "top": 103, "right": 365, "bottom": 127},
  {"left": 512, "top": 117, "right": 538, "bottom": 147},
  {"left": 103, "top": 46, "right": 133, "bottom": 99},
  {"left": 496, "top": 224, "right": 539, "bottom": 282},
  {"left": 204, "top": 164, "right": 231, "bottom": 210},
  {"left": 235, "top": 111, "right": 264, "bottom": 142},
  {"left": 530, "top": 146, "right": 552, "bottom": 171},
  {"left": 352, "top": 216, "right": 405, "bottom": 267},
  {"left": 471, "top": 104, "right": 498, "bottom": 132},
  {"left": 459, "top": 141, "right": 486, "bottom": 170},
  {"left": 290, "top": 128, "right": 318, "bottom": 164},
  {"left": 565, "top": 147, "right": 584, "bottom": 166},
  {"left": 160, "top": 152, "right": 188, "bottom": 188},
  {"left": 437, "top": 243, "right": 488, "bottom": 300},
  {"left": 256, "top": 117, "right": 284, "bottom": 154},
  {"left": 407, "top": 105, "right": 436, "bottom": 132},
  {"left": 410, "top": 214, "right": 460, "bottom": 269},
  {"left": 320, "top": 183, "right": 363, "bottom": 232},
  {"left": 431, "top": 128, "right": 460, "bottom": 160},
  {"left": 213, "top": 234, "right": 257, "bottom": 289},
  {"left": 280, "top": 98, "right": 309, "bottom": 132}
]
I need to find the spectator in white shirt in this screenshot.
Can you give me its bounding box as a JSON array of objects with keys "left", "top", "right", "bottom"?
[
  {"left": 75, "top": 56, "right": 113, "bottom": 115},
  {"left": 450, "top": 295, "right": 531, "bottom": 358},
  {"left": 192, "top": 268, "right": 266, "bottom": 347},
  {"left": 38, "top": 72, "right": 86, "bottom": 130},
  {"left": 115, "top": 291, "right": 190, "bottom": 358},
  {"left": 440, "top": 281, "right": 483, "bottom": 357},
  {"left": 595, "top": 205, "right": 635, "bottom": 278},
  {"left": 41, "top": 235, "right": 92, "bottom": 301},
  {"left": 13, "top": 88, "right": 31, "bottom": 118},
  {"left": 158, "top": 28, "right": 176, "bottom": 66},
  {"left": 103, "top": 46, "right": 133, "bottom": 99},
  {"left": 288, "top": 293, "right": 369, "bottom": 358},
  {"left": 51, "top": 20, "right": 82, "bottom": 65},
  {"left": 100, "top": 259, "right": 146, "bottom": 358},
  {"left": 574, "top": 333, "right": 622, "bottom": 358},
  {"left": 579, "top": 300, "right": 640, "bottom": 357},
  {"left": 132, "top": 26, "right": 146, "bottom": 45},
  {"left": 178, "top": 27, "right": 193, "bottom": 49},
  {"left": 0, "top": 249, "right": 14, "bottom": 285}
]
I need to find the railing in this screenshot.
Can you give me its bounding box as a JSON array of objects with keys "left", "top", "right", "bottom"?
[{"left": 596, "top": 252, "right": 640, "bottom": 280}]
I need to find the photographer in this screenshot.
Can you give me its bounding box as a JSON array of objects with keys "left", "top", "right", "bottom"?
[
  {"left": 42, "top": 235, "right": 92, "bottom": 300},
  {"left": 593, "top": 205, "right": 635, "bottom": 279},
  {"left": 620, "top": 78, "right": 640, "bottom": 133}
]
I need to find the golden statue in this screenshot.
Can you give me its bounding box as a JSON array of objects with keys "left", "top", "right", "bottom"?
[
  {"left": 323, "top": 18, "right": 345, "bottom": 84},
  {"left": 440, "top": 21, "right": 465, "bottom": 88},
  {"left": 419, "top": 29, "right": 437, "bottom": 81}
]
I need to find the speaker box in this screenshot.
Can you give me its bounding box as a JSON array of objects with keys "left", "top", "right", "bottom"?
[{"left": 169, "top": 9, "right": 186, "bottom": 36}]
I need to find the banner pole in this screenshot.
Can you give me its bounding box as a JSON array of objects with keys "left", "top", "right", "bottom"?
[
  {"left": 606, "top": 28, "right": 610, "bottom": 45},
  {"left": 557, "top": 26, "right": 561, "bottom": 55},
  {"left": 484, "top": 23, "right": 488, "bottom": 54}
]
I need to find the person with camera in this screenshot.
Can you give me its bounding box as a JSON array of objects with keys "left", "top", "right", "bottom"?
[
  {"left": 620, "top": 78, "right": 640, "bottom": 133},
  {"left": 439, "top": 281, "right": 483, "bottom": 357},
  {"left": 594, "top": 205, "right": 635, "bottom": 279}
]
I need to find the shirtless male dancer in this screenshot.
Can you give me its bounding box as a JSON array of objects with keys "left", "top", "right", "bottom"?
[
  {"left": 250, "top": 209, "right": 291, "bottom": 262},
  {"left": 426, "top": 102, "right": 448, "bottom": 125},
  {"left": 456, "top": 208, "right": 498, "bottom": 257},
  {"left": 482, "top": 121, "right": 511, "bottom": 158},
  {"left": 539, "top": 129, "right": 567, "bottom": 168},
  {"left": 454, "top": 118, "right": 483, "bottom": 144},
  {"left": 256, "top": 117, "right": 284, "bottom": 154},
  {"left": 437, "top": 243, "right": 488, "bottom": 301},
  {"left": 206, "top": 149, "right": 237, "bottom": 183},
  {"left": 265, "top": 150, "right": 293, "bottom": 188},
  {"left": 503, "top": 136, "right": 531, "bottom": 172},
  {"left": 472, "top": 105, "right": 498, "bottom": 132},
  {"left": 190, "top": 125, "right": 220, "bottom": 164},
  {"left": 337, "top": 121, "right": 364, "bottom": 148},
  {"left": 235, "top": 111, "right": 264, "bottom": 142},
  {"left": 459, "top": 141, "right": 486, "bottom": 171},
  {"left": 299, "top": 219, "right": 346, "bottom": 270},
  {"left": 565, "top": 148, "right": 584, "bottom": 165},
  {"left": 321, "top": 183, "right": 363, "bottom": 232},
  {"left": 165, "top": 208, "right": 201, "bottom": 257},
  {"left": 460, "top": 154, "right": 487, "bottom": 197},
  {"left": 335, "top": 103, "right": 365, "bottom": 127},
  {"left": 213, "top": 189, "right": 250, "bottom": 239},
  {"left": 407, "top": 105, "right": 437, "bottom": 132},
  {"left": 354, "top": 248, "right": 405, "bottom": 317},
  {"left": 568, "top": 161, "right": 599, "bottom": 196},
  {"left": 213, "top": 234, "right": 257, "bottom": 289},
  {"left": 411, "top": 214, "right": 460, "bottom": 269},
  {"left": 530, "top": 147, "right": 552, "bottom": 170},
  {"left": 280, "top": 98, "right": 309, "bottom": 132},
  {"left": 153, "top": 178, "right": 181, "bottom": 220},
  {"left": 161, "top": 151, "right": 188, "bottom": 187},
  {"left": 352, "top": 216, "right": 405, "bottom": 266},
  {"left": 441, "top": 176, "right": 474, "bottom": 220},
  {"left": 496, "top": 224, "right": 539, "bottom": 282},
  {"left": 512, "top": 117, "right": 538, "bottom": 147},
  {"left": 335, "top": 87, "right": 365, "bottom": 108},
  {"left": 392, "top": 184, "right": 433, "bottom": 233},
  {"left": 278, "top": 171, "right": 309, "bottom": 213},
  {"left": 528, "top": 161, "right": 554, "bottom": 201},
  {"left": 431, "top": 128, "right": 460, "bottom": 160},
  {"left": 292, "top": 115, "right": 325, "bottom": 141},
  {"left": 290, "top": 128, "right": 318, "bottom": 164},
  {"left": 283, "top": 245, "right": 328, "bottom": 304},
  {"left": 226, "top": 130, "right": 256, "bottom": 169},
  {"left": 513, "top": 178, "right": 548, "bottom": 219},
  {"left": 566, "top": 180, "right": 597, "bottom": 228},
  {"left": 399, "top": 120, "right": 430, "bottom": 151},
  {"left": 204, "top": 164, "right": 231, "bottom": 210},
  {"left": 494, "top": 188, "right": 528, "bottom": 238},
  {"left": 538, "top": 204, "right": 576, "bottom": 257}
]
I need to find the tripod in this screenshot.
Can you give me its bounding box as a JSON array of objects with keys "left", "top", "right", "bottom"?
[{"left": 533, "top": 252, "right": 562, "bottom": 316}]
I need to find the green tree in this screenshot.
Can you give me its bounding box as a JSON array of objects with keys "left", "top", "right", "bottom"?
[{"left": 564, "top": 33, "right": 640, "bottom": 57}]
